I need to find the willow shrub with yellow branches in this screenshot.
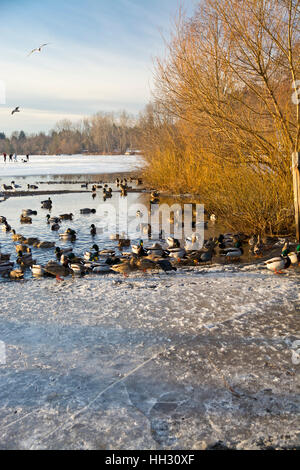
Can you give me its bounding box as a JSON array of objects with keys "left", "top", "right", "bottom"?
[{"left": 141, "top": 0, "right": 299, "bottom": 235}]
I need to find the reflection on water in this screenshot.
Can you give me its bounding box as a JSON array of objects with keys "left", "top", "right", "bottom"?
[{"left": 0, "top": 173, "right": 227, "bottom": 282}]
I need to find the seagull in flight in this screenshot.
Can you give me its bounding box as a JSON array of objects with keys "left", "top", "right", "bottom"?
[
  {"left": 27, "top": 43, "right": 50, "bottom": 56},
  {"left": 11, "top": 106, "right": 20, "bottom": 115}
]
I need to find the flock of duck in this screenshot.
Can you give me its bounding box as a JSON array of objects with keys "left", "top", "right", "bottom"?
[
  {"left": 0, "top": 177, "right": 299, "bottom": 281},
  {"left": 0, "top": 195, "right": 299, "bottom": 281}
]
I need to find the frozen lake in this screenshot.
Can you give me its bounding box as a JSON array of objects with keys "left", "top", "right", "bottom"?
[
  {"left": 0, "top": 154, "right": 143, "bottom": 177},
  {"left": 0, "top": 265, "right": 299, "bottom": 449},
  {"left": 0, "top": 157, "right": 299, "bottom": 450}
]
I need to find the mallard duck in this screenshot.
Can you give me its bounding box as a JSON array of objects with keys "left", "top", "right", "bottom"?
[
  {"left": 70, "top": 263, "right": 85, "bottom": 276},
  {"left": 31, "top": 265, "right": 45, "bottom": 277},
  {"left": 118, "top": 236, "right": 131, "bottom": 249},
  {"left": 84, "top": 244, "right": 100, "bottom": 261},
  {"left": 2, "top": 222, "right": 11, "bottom": 232},
  {"left": 218, "top": 234, "right": 234, "bottom": 249},
  {"left": 59, "top": 213, "right": 73, "bottom": 220},
  {"left": 151, "top": 190, "right": 159, "bottom": 199},
  {"left": 46, "top": 214, "right": 61, "bottom": 224},
  {"left": 17, "top": 255, "right": 35, "bottom": 268},
  {"left": 9, "top": 269, "right": 24, "bottom": 280},
  {"left": 100, "top": 249, "right": 115, "bottom": 256},
  {"left": 253, "top": 235, "right": 264, "bottom": 257},
  {"left": 110, "top": 258, "right": 138, "bottom": 276},
  {"left": 11, "top": 181, "right": 21, "bottom": 190},
  {"left": 15, "top": 244, "right": 31, "bottom": 253},
  {"left": 221, "top": 246, "right": 244, "bottom": 260},
  {"left": 248, "top": 235, "right": 257, "bottom": 252},
  {"left": 41, "top": 198, "right": 52, "bottom": 209},
  {"left": 44, "top": 259, "right": 72, "bottom": 280},
  {"left": 200, "top": 249, "right": 214, "bottom": 263},
  {"left": 286, "top": 252, "right": 299, "bottom": 266},
  {"left": 0, "top": 216, "right": 7, "bottom": 224},
  {"left": 132, "top": 241, "right": 147, "bottom": 257},
  {"left": 92, "top": 264, "right": 112, "bottom": 274},
  {"left": 90, "top": 224, "right": 97, "bottom": 236},
  {"left": 219, "top": 239, "right": 242, "bottom": 254},
  {"left": 37, "top": 241, "right": 55, "bottom": 249},
  {"left": 167, "top": 247, "right": 186, "bottom": 259},
  {"left": 156, "top": 259, "right": 177, "bottom": 273},
  {"left": 65, "top": 253, "right": 83, "bottom": 264},
  {"left": 59, "top": 229, "right": 76, "bottom": 241},
  {"left": 2, "top": 184, "right": 12, "bottom": 191},
  {"left": 22, "top": 209, "right": 37, "bottom": 217},
  {"left": 110, "top": 233, "right": 120, "bottom": 241},
  {"left": 281, "top": 240, "right": 290, "bottom": 254},
  {"left": 0, "top": 261, "right": 14, "bottom": 274},
  {"left": 185, "top": 233, "right": 201, "bottom": 251},
  {"left": 264, "top": 255, "right": 291, "bottom": 274},
  {"left": 146, "top": 242, "right": 164, "bottom": 256},
  {"left": 262, "top": 236, "right": 278, "bottom": 249},
  {"left": 24, "top": 237, "right": 40, "bottom": 246},
  {"left": 51, "top": 223, "right": 60, "bottom": 231},
  {"left": 55, "top": 247, "right": 73, "bottom": 258},
  {"left": 167, "top": 237, "right": 181, "bottom": 249},
  {"left": 11, "top": 230, "right": 26, "bottom": 242},
  {"left": 20, "top": 215, "right": 32, "bottom": 224},
  {"left": 80, "top": 208, "right": 96, "bottom": 214},
  {"left": 28, "top": 184, "right": 38, "bottom": 190},
  {"left": 136, "top": 258, "right": 157, "bottom": 272}
]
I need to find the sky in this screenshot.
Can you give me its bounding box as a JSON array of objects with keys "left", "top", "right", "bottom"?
[{"left": 0, "top": 0, "right": 195, "bottom": 136}]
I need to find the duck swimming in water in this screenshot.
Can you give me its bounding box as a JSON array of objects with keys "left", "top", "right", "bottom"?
[
  {"left": 2, "top": 221, "right": 11, "bottom": 232},
  {"left": 46, "top": 214, "right": 61, "bottom": 224},
  {"left": 20, "top": 215, "right": 32, "bottom": 224},
  {"left": 80, "top": 208, "right": 96, "bottom": 214},
  {"left": 41, "top": 198, "right": 52, "bottom": 209},
  {"left": 11, "top": 230, "right": 25, "bottom": 242},
  {"left": 84, "top": 244, "right": 100, "bottom": 261},
  {"left": 9, "top": 269, "right": 24, "bottom": 280},
  {"left": 59, "top": 229, "right": 76, "bottom": 241},
  {"left": 59, "top": 213, "right": 73, "bottom": 221},
  {"left": 36, "top": 241, "right": 55, "bottom": 249},
  {"left": 90, "top": 224, "right": 96, "bottom": 236},
  {"left": 55, "top": 247, "right": 73, "bottom": 259}
]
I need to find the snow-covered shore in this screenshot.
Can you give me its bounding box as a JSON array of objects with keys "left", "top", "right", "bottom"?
[
  {"left": 0, "top": 154, "right": 143, "bottom": 177},
  {"left": 0, "top": 263, "right": 299, "bottom": 450}
]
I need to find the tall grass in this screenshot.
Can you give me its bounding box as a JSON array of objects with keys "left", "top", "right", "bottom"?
[{"left": 142, "top": 126, "right": 294, "bottom": 235}]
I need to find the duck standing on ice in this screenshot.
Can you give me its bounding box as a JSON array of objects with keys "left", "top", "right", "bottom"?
[{"left": 264, "top": 254, "right": 291, "bottom": 274}]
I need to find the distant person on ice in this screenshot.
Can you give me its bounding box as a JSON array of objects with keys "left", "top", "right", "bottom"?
[
  {"left": 14, "top": 153, "right": 17, "bottom": 162},
  {"left": 9, "top": 154, "right": 13, "bottom": 162},
  {"left": 26, "top": 154, "right": 30, "bottom": 162},
  {"left": 3, "top": 153, "right": 6, "bottom": 163}
]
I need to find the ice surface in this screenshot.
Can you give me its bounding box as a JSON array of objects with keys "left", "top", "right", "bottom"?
[
  {"left": 0, "top": 265, "right": 299, "bottom": 450},
  {"left": 0, "top": 154, "right": 143, "bottom": 177}
]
